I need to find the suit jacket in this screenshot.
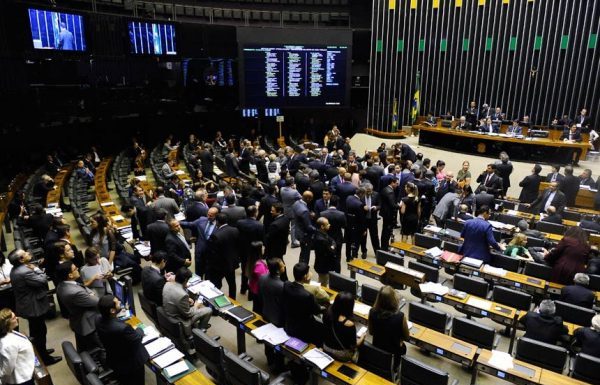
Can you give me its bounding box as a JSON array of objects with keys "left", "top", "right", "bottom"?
[
  {"left": 520, "top": 312, "right": 568, "bottom": 345},
  {"left": 380, "top": 185, "right": 398, "bottom": 220},
  {"left": 546, "top": 173, "right": 565, "bottom": 183},
  {"left": 459, "top": 217, "right": 500, "bottom": 263},
  {"left": 153, "top": 196, "right": 180, "bottom": 218},
  {"left": 560, "top": 129, "right": 582, "bottom": 142},
  {"left": 329, "top": 175, "right": 345, "bottom": 193},
  {"left": 435, "top": 179, "right": 458, "bottom": 201},
  {"left": 255, "top": 157, "right": 269, "bottom": 184},
  {"left": 320, "top": 208, "right": 346, "bottom": 246},
  {"left": 476, "top": 172, "right": 503, "bottom": 197},
  {"left": 180, "top": 216, "right": 214, "bottom": 261},
  {"left": 57, "top": 281, "right": 99, "bottom": 336},
  {"left": 239, "top": 148, "right": 252, "bottom": 174},
  {"left": 265, "top": 214, "right": 290, "bottom": 259},
  {"left": 295, "top": 174, "right": 310, "bottom": 194},
  {"left": 314, "top": 198, "right": 329, "bottom": 217},
  {"left": 579, "top": 177, "right": 597, "bottom": 189},
  {"left": 474, "top": 192, "right": 495, "bottom": 212},
  {"left": 519, "top": 174, "right": 543, "bottom": 203},
  {"left": 455, "top": 122, "right": 472, "bottom": 131},
  {"left": 542, "top": 213, "right": 563, "bottom": 224},
  {"left": 293, "top": 200, "right": 315, "bottom": 241},
  {"left": 141, "top": 266, "right": 165, "bottom": 306},
  {"left": 184, "top": 201, "right": 208, "bottom": 222},
  {"left": 560, "top": 284, "right": 595, "bottom": 309},
  {"left": 161, "top": 163, "right": 175, "bottom": 179},
  {"left": 346, "top": 195, "right": 366, "bottom": 231},
  {"left": 258, "top": 274, "right": 285, "bottom": 327},
  {"left": 560, "top": 175, "right": 580, "bottom": 207},
  {"left": 165, "top": 232, "right": 191, "bottom": 273},
  {"left": 25, "top": 213, "right": 54, "bottom": 240},
  {"left": 258, "top": 195, "right": 278, "bottom": 229},
  {"left": 400, "top": 145, "right": 417, "bottom": 162},
  {"left": 199, "top": 149, "right": 214, "bottom": 175},
  {"left": 365, "top": 166, "right": 384, "bottom": 191},
  {"left": 313, "top": 231, "right": 337, "bottom": 274},
  {"left": 96, "top": 317, "right": 149, "bottom": 374},
  {"left": 10, "top": 265, "right": 50, "bottom": 318},
  {"left": 309, "top": 181, "right": 325, "bottom": 202},
  {"left": 574, "top": 114, "right": 592, "bottom": 127},
  {"left": 479, "top": 125, "right": 499, "bottom": 134},
  {"left": 146, "top": 220, "right": 170, "bottom": 255},
  {"left": 364, "top": 192, "right": 380, "bottom": 222},
  {"left": 207, "top": 225, "right": 240, "bottom": 274},
  {"left": 574, "top": 327, "right": 600, "bottom": 357},
  {"left": 225, "top": 153, "right": 240, "bottom": 177},
  {"left": 222, "top": 205, "right": 247, "bottom": 227},
  {"left": 162, "top": 282, "right": 202, "bottom": 330},
  {"left": 283, "top": 281, "right": 322, "bottom": 344},
  {"left": 236, "top": 218, "right": 265, "bottom": 257},
  {"left": 530, "top": 188, "right": 566, "bottom": 214},
  {"left": 280, "top": 187, "right": 301, "bottom": 220},
  {"left": 335, "top": 182, "right": 357, "bottom": 212}
]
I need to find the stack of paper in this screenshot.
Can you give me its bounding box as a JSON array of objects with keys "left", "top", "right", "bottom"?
[
  {"left": 488, "top": 350, "right": 514, "bottom": 371},
  {"left": 111, "top": 215, "right": 125, "bottom": 222},
  {"left": 175, "top": 212, "right": 186, "bottom": 221},
  {"left": 425, "top": 246, "right": 443, "bottom": 258},
  {"left": 251, "top": 323, "right": 290, "bottom": 345},
  {"left": 353, "top": 302, "right": 371, "bottom": 318},
  {"left": 135, "top": 243, "right": 151, "bottom": 257},
  {"left": 145, "top": 337, "right": 174, "bottom": 357},
  {"left": 100, "top": 201, "right": 114, "bottom": 207},
  {"left": 175, "top": 170, "right": 185, "bottom": 175},
  {"left": 424, "top": 225, "right": 443, "bottom": 234},
  {"left": 142, "top": 326, "right": 160, "bottom": 344},
  {"left": 153, "top": 348, "right": 184, "bottom": 369},
  {"left": 303, "top": 348, "right": 334, "bottom": 370},
  {"left": 483, "top": 264, "right": 507, "bottom": 277},
  {"left": 164, "top": 361, "right": 191, "bottom": 377},
  {"left": 461, "top": 257, "right": 483, "bottom": 268},
  {"left": 419, "top": 282, "right": 449, "bottom": 296},
  {"left": 466, "top": 296, "right": 491, "bottom": 311},
  {"left": 196, "top": 281, "right": 223, "bottom": 299}
]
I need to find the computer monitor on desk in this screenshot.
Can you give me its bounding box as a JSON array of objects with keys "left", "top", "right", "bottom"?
[{"left": 113, "top": 276, "right": 136, "bottom": 316}]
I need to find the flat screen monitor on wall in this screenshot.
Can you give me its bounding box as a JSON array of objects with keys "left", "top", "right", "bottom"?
[
  {"left": 28, "top": 8, "right": 87, "bottom": 51},
  {"left": 242, "top": 44, "right": 349, "bottom": 108},
  {"left": 128, "top": 21, "right": 177, "bottom": 55}
]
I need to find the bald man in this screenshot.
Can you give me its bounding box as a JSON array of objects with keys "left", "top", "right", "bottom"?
[{"left": 179, "top": 207, "right": 218, "bottom": 278}]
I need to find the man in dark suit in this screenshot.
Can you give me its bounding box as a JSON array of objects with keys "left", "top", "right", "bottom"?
[
  {"left": 400, "top": 143, "right": 417, "bottom": 163},
  {"left": 152, "top": 186, "right": 180, "bottom": 218},
  {"left": 314, "top": 189, "right": 332, "bottom": 217},
  {"left": 346, "top": 187, "right": 367, "bottom": 262},
  {"left": 529, "top": 182, "right": 567, "bottom": 214},
  {"left": 455, "top": 116, "right": 472, "bottom": 131},
  {"left": 561, "top": 125, "right": 584, "bottom": 164},
  {"left": 293, "top": 191, "right": 316, "bottom": 264},
  {"left": 560, "top": 166, "right": 580, "bottom": 207},
  {"left": 335, "top": 173, "right": 357, "bottom": 212},
  {"left": 294, "top": 167, "right": 311, "bottom": 194},
  {"left": 141, "top": 251, "right": 171, "bottom": 306},
  {"left": 308, "top": 171, "right": 325, "bottom": 204},
  {"left": 259, "top": 258, "right": 287, "bottom": 371},
  {"left": 574, "top": 108, "right": 591, "bottom": 128},
  {"left": 236, "top": 206, "right": 265, "bottom": 295},
  {"left": 475, "top": 164, "right": 503, "bottom": 197},
  {"left": 474, "top": 191, "right": 495, "bottom": 213},
  {"left": 519, "top": 300, "right": 568, "bottom": 345},
  {"left": 541, "top": 206, "right": 563, "bottom": 224},
  {"left": 225, "top": 150, "right": 240, "bottom": 177},
  {"left": 282, "top": 263, "right": 323, "bottom": 346},
  {"left": 380, "top": 177, "right": 399, "bottom": 250},
  {"left": 121, "top": 204, "right": 142, "bottom": 241},
  {"left": 319, "top": 195, "right": 346, "bottom": 273},
  {"left": 257, "top": 185, "right": 279, "bottom": 229},
  {"left": 8, "top": 249, "right": 62, "bottom": 365},
  {"left": 56, "top": 262, "right": 102, "bottom": 352},
  {"left": 96, "top": 294, "right": 149, "bottom": 385},
  {"left": 436, "top": 172, "right": 458, "bottom": 202},
  {"left": 199, "top": 144, "right": 215, "bottom": 181},
  {"left": 329, "top": 167, "right": 346, "bottom": 194},
  {"left": 459, "top": 206, "right": 505, "bottom": 264},
  {"left": 184, "top": 190, "right": 209, "bottom": 222},
  {"left": 579, "top": 169, "right": 597, "bottom": 189},
  {"left": 560, "top": 273, "right": 595, "bottom": 309},
  {"left": 479, "top": 117, "right": 498, "bottom": 134},
  {"left": 180, "top": 207, "right": 218, "bottom": 278},
  {"left": 239, "top": 140, "right": 252, "bottom": 174},
  {"left": 145, "top": 208, "right": 170, "bottom": 255},
  {"left": 164, "top": 218, "right": 192, "bottom": 273},
  {"left": 265, "top": 203, "right": 290, "bottom": 276},
  {"left": 518, "top": 164, "right": 543, "bottom": 203},
  {"left": 365, "top": 160, "right": 384, "bottom": 192},
  {"left": 207, "top": 213, "right": 240, "bottom": 299},
  {"left": 546, "top": 165, "right": 564, "bottom": 183},
  {"left": 21, "top": 203, "right": 54, "bottom": 241},
  {"left": 222, "top": 194, "right": 247, "bottom": 227},
  {"left": 361, "top": 184, "right": 380, "bottom": 258}
]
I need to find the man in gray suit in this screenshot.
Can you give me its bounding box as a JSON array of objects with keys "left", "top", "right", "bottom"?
[
  {"left": 152, "top": 186, "right": 180, "bottom": 218},
  {"left": 162, "top": 268, "right": 212, "bottom": 336},
  {"left": 280, "top": 177, "right": 302, "bottom": 247},
  {"left": 8, "top": 249, "right": 62, "bottom": 365},
  {"left": 56, "top": 261, "right": 103, "bottom": 352}
]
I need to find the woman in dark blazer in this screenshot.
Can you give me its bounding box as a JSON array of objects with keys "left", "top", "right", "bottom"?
[{"left": 544, "top": 227, "right": 591, "bottom": 284}]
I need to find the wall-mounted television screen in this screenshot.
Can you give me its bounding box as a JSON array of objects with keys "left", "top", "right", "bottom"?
[
  {"left": 242, "top": 44, "right": 348, "bottom": 108},
  {"left": 28, "top": 8, "right": 87, "bottom": 51},
  {"left": 128, "top": 21, "right": 177, "bottom": 55}
]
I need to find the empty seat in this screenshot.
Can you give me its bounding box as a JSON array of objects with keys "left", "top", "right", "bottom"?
[
  {"left": 358, "top": 341, "right": 397, "bottom": 382},
  {"left": 492, "top": 286, "right": 532, "bottom": 311},
  {"left": 587, "top": 274, "right": 600, "bottom": 291},
  {"left": 536, "top": 221, "right": 566, "bottom": 235},
  {"left": 554, "top": 301, "right": 595, "bottom": 326},
  {"left": 452, "top": 317, "right": 497, "bottom": 350},
  {"left": 137, "top": 291, "right": 158, "bottom": 324},
  {"left": 495, "top": 213, "right": 522, "bottom": 226},
  {"left": 443, "top": 241, "right": 461, "bottom": 254},
  {"left": 515, "top": 337, "right": 568, "bottom": 373},
  {"left": 453, "top": 274, "right": 489, "bottom": 298},
  {"left": 525, "top": 236, "right": 546, "bottom": 248},
  {"left": 222, "top": 350, "right": 270, "bottom": 385},
  {"left": 408, "top": 302, "right": 450, "bottom": 334},
  {"left": 376, "top": 249, "right": 403, "bottom": 266},
  {"left": 523, "top": 261, "right": 553, "bottom": 281},
  {"left": 415, "top": 233, "right": 442, "bottom": 249},
  {"left": 400, "top": 356, "right": 455, "bottom": 385},
  {"left": 329, "top": 271, "right": 358, "bottom": 297},
  {"left": 491, "top": 252, "right": 522, "bottom": 272},
  {"left": 360, "top": 283, "right": 379, "bottom": 306},
  {"left": 192, "top": 329, "right": 226, "bottom": 383},
  {"left": 408, "top": 260, "right": 439, "bottom": 283},
  {"left": 62, "top": 341, "right": 85, "bottom": 384},
  {"left": 445, "top": 220, "right": 464, "bottom": 233},
  {"left": 571, "top": 353, "right": 600, "bottom": 384}
]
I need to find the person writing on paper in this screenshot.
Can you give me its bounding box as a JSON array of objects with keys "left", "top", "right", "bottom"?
[
  {"left": 368, "top": 286, "right": 409, "bottom": 369},
  {"left": 322, "top": 292, "right": 365, "bottom": 362},
  {"left": 0, "top": 308, "right": 36, "bottom": 385},
  {"left": 459, "top": 206, "right": 505, "bottom": 264},
  {"left": 96, "top": 294, "right": 148, "bottom": 385},
  {"left": 519, "top": 299, "right": 568, "bottom": 345},
  {"left": 503, "top": 233, "right": 533, "bottom": 261}
]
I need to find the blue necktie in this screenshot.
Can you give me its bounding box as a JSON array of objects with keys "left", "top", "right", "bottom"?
[{"left": 205, "top": 222, "right": 214, "bottom": 239}]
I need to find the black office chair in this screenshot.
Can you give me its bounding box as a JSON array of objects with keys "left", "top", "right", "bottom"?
[
  {"left": 523, "top": 261, "right": 553, "bottom": 281},
  {"left": 137, "top": 291, "right": 158, "bottom": 325},
  {"left": 222, "top": 350, "right": 275, "bottom": 385},
  {"left": 400, "top": 356, "right": 457, "bottom": 385},
  {"left": 491, "top": 252, "right": 522, "bottom": 272},
  {"left": 492, "top": 229, "right": 503, "bottom": 243},
  {"left": 408, "top": 260, "right": 440, "bottom": 297},
  {"left": 83, "top": 373, "right": 105, "bottom": 385},
  {"left": 156, "top": 307, "right": 196, "bottom": 357},
  {"left": 536, "top": 221, "right": 566, "bottom": 235},
  {"left": 587, "top": 274, "right": 600, "bottom": 291},
  {"left": 360, "top": 283, "right": 379, "bottom": 306},
  {"left": 525, "top": 237, "right": 546, "bottom": 248},
  {"left": 451, "top": 317, "right": 498, "bottom": 350},
  {"left": 62, "top": 341, "right": 86, "bottom": 384},
  {"left": 492, "top": 286, "right": 532, "bottom": 311},
  {"left": 443, "top": 241, "right": 461, "bottom": 254},
  {"left": 357, "top": 341, "right": 398, "bottom": 382},
  {"left": 376, "top": 249, "right": 403, "bottom": 266},
  {"left": 453, "top": 274, "right": 489, "bottom": 298},
  {"left": 561, "top": 211, "right": 582, "bottom": 222},
  {"left": 571, "top": 353, "right": 600, "bottom": 384},
  {"left": 192, "top": 328, "right": 226, "bottom": 383},
  {"left": 408, "top": 302, "right": 451, "bottom": 334},
  {"left": 329, "top": 271, "right": 358, "bottom": 297},
  {"left": 554, "top": 301, "right": 595, "bottom": 326},
  {"left": 415, "top": 233, "right": 442, "bottom": 249},
  {"left": 445, "top": 220, "right": 464, "bottom": 234},
  {"left": 496, "top": 213, "right": 522, "bottom": 226},
  {"left": 515, "top": 337, "right": 568, "bottom": 373}
]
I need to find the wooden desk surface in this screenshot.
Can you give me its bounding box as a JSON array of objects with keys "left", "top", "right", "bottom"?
[
  {"left": 477, "top": 349, "right": 541, "bottom": 383},
  {"left": 421, "top": 328, "right": 477, "bottom": 361},
  {"left": 46, "top": 165, "right": 73, "bottom": 206},
  {"left": 538, "top": 368, "right": 589, "bottom": 385},
  {"left": 95, "top": 158, "right": 132, "bottom": 228},
  {"left": 355, "top": 371, "right": 395, "bottom": 385},
  {"left": 324, "top": 360, "right": 368, "bottom": 385},
  {"left": 347, "top": 259, "right": 386, "bottom": 277},
  {"left": 442, "top": 292, "right": 517, "bottom": 321}
]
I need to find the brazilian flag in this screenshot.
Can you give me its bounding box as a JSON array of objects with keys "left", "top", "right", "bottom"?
[
  {"left": 391, "top": 98, "right": 398, "bottom": 132},
  {"left": 410, "top": 71, "right": 421, "bottom": 124}
]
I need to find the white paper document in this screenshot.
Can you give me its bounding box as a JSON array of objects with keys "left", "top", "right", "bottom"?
[
  {"left": 424, "top": 225, "right": 443, "bottom": 234},
  {"left": 111, "top": 215, "right": 125, "bottom": 222},
  {"left": 100, "top": 201, "right": 114, "bottom": 207},
  {"left": 136, "top": 175, "right": 147, "bottom": 181},
  {"left": 153, "top": 348, "right": 184, "bottom": 369},
  {"left": 164, "top": 360, "right": 190, "bottom": 377},
  {"left": 145, "top": 337, "right": 174, "bottom": 357},
  {"left": 175, "top": 212, "right": 186, "bottom": 221},
  {"left": 461, "top": 257, "right": 483, "bottom": 268},
  {"left": 251, "top": 323, "right": 290, "bottom": 345},
  {"left": 135, "top": 243, "right": 151, "bottom": 257},
  {"left": 142, "top": 326, "right": 160, "bottom": 344},
  {"left": 353, "top": 302, "right": 371, "bottom": 317},
  {"left": 483, "top": 264, "right": 507, "bottom": 277},
  {"left": 425, "top": 246, "right": 443, "bottom": 258},
  {"left": 196, "top": 281, "right": 223, "bottom": 299},
  {"left": 466, "top": 296, "right": 492, "bottom": 311},
  {"left": 418, "top": 282, "right": 449, "bottom": 296},
  {"left": 488, "top": 350, "right": 514, "bottom": 371},
  {"left": 175, "top": 170, "right": 185, "bottom": 175},
  {"left": 303, "top": 348, "right": 334, "bottom": 370}
]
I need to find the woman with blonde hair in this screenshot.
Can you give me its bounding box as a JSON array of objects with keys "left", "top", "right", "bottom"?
[
  {"left": 504, "top": 233, "right": 533, "bottom": 260},
  {"left": 0, "top": 308, "right": 35, "bottom": 385}
]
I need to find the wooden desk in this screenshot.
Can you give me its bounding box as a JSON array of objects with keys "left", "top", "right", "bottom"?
[
  {"left": 547, "top": 281, "right": 600, "bottom": 303},
  {"left": 473, "top": 349, "right": 541, "bottom": 385},
  {"left": 460, "top": 264, "right": 547, "bottom": 296},
  {"left": 417, "top": 125, "right": 589, "bottom": 165},
  {"left": 356, "top": 371, "right": 396, "bottom": 385},
  {"left": 391, "top": 241, "right": 462, "bottom": 270},
  {"left": 539, "top": 182, "right": 597, "bottom": 210},
  {"left": 322, "top": 361, "right": 368, "bottom": 385},
  {"left": 347, "top": 259, "right": 386, "bottom": 281},
  {"left": 538, "top": 368, "right": 590, "bottom": 385},
  {"left": 0, "top": 173, "right": 27, "bottom": 251},
  {"left": 95, "top": 158, "right": 131, "bottom": 229},
  {"left": 408, "top": 322, "right": 477, "bottom": 367},
  {"left": 46, "top": 165, "right": 73, "bottom": 207}
]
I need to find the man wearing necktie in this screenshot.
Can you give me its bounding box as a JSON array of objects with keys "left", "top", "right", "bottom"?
[
  {"left": 361, "top": 184, "right": 380, "bottom": 258},
  {"left": 165, "top": 219, "right": 192, "bottom": 273},
  {"left": 528, "top": 182, "right": 566, "bottom": 214},
  {"left": 179, "top": 207, "right": 218, "bottom": 278},
  {"left": 545, "top": 165, "right": 564, "bottom": 183}
]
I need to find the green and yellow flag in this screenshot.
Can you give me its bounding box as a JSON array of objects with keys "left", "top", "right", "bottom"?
[
  {"left": 410, "top": 71, "right": 421, "bottom": 124},
  {"left": 392, "top": 98, "right": 399, "bottom": 132}
]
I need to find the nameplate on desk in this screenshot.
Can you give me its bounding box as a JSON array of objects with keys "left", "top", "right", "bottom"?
[
  {"left": 436, "top": 348, "right": 445, "bottom": 355},
  {"left": 526, "top": 277, "right": 541, "bottom": 285},
  {"left": 370, "top": 266, "right": 384, "bottom": 273},
  {"left": 100, "top": 201, "right": 114, "bottom": 207},
  {"left": 451, "top": 342, "right": 472, "bottom": 355}
]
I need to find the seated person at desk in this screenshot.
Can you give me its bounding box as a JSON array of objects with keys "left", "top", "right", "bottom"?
[
  {"left": 546, "top": 164, "right": 564, "bottom": 183},
  {"left": 528, "top": 182, "right": 566, "bottom": 214},
  {"left": 504, "top": 233, "right": 533, "bottom": 261},
  {"left": 574, "top": 108, "right": 592, "bottom": 128},
  {"left": 455, "top": 116, "right": 472, "bottom": 131},
  {"left": 479, "top": 117, "right": 498, "bottom": 134},
  {"left": 161, "top": 158, "right": 176, "bottom": 180},
  {"left": 506, "top": 120, "right": 522, "bottom": 136},
  {"left": 540, "top": 206, "right": 563, "bottom": 224},
  {"left": 459, "top": 206, "right": 505, "bottom": 264},
  {"left": 322, "top": 291, "right": 365, "bottom": 362},
  {"left": 456, "top": 204, "right": 474, "bottom": 221},
  {"left": 520, "top": 115, "right": 532, "bottom": 126},
  {"left": 96, "top": 295, "right": 149, "bottom": 385},
  {"left": 519, "top": 299, "right": 568, "bottom": 345},
  {"left": 75, "top": 160, "right": 94, "bottom": 183},
  {"left": 424, "top": 114, "right": 437, "bottom": 126},
  {"left": 559, "top": 273, "right": 595, "bottom": 309},
  {"left": 579, "top": 169, "right": 597, "bottom": 189},
  {"left": 580, "top": 216, "right": 600, "bottom": 233},
  {"left": 561, "top": 125, "right": 583, "bottom": 165},
  {"left": 162, "top": 267, "right": 212, "bottom": 336},
  {"left": 573, "top": 314, "right": 600, "bottom": 358},
  {"left": 517, "top": 219, "right": 545, "bottom": 238},
  {"left": 368, "top": 286, "right": 409, "bottom": 368},
  {"left": 490, "top": 107, "right": 504, "bottom": 122}
]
